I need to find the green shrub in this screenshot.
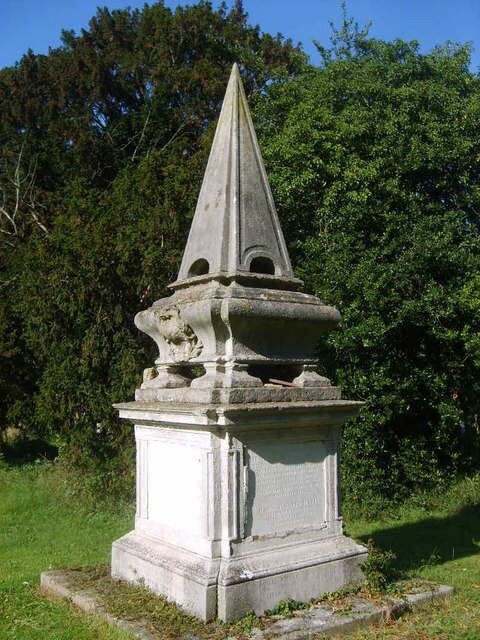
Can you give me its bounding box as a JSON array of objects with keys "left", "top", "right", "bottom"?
[
  {"left": 361, "top": 539, "right": 398, "bottom": 591},
  {"left": 258, "top": 34, "right": 480, "bottom": 510}
]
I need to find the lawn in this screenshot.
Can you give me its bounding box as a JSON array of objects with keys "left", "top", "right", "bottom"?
[
  {"left": 0, "top": 462, "right": 133, "bottom": 640},
  {"left": 338, "top": 479, "right": 480, "bottom": 640},
  {"left": 1, "top": 460, "right": 478, "bottom": 639}
]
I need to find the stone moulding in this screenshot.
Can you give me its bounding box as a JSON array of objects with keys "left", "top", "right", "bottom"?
[{"left": 114, "top": 399, "right": 363, "bottom": 428}]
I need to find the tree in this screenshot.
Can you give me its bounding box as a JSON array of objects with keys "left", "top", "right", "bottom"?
[
  {"left": 0, "top": 1, "right": 306, "bottom": 491},
  {"left": 256, "top": 37, "right": 480, "bottom": 510}
]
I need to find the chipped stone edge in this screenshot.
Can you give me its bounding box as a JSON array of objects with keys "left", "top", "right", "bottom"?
[
  {"left": 40, "top": 570, "right": 159, "bottom": 640},
  {"left": 253, "top": 584, "right": 455, "bottom": 639},
  {"left": 40, "top": 569, "right": 454, "bottom": 640}
]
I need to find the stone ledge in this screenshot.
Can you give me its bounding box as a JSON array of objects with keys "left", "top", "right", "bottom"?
[
  {"left": 114, "top": 399, "right": 364, "bottom": 430},
  {"left": 40, "top": 568, "right": 453, "bottom": 640},
  {"left": 40, "top": 570, "right": 158, "bottom": 640},
  {"left": 249, "top": 585, "right": 454, "bottom": 639}
]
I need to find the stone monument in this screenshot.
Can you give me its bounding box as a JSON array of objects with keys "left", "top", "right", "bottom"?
[{"left": 111, "top": 63, "right": 367, "bottom": 622}]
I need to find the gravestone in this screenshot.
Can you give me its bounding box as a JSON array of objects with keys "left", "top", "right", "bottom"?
[{"left": 111, "top": 64, "right": 367, "bottom": 622}]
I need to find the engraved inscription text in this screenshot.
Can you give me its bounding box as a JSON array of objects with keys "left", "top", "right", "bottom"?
[{"left": 244, "top": 439, "right": 326, "bottom": 536}]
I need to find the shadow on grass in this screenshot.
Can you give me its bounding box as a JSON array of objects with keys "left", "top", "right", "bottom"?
[
  {"left": 354, "top": 505, "right": 480, "bottom": 573},
  {"left": 0, "top": 437, "right": 58, "bottom": 466}
]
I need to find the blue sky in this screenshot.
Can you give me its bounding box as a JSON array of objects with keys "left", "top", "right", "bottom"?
[{"left": 1, "top": 0, "right": 479, "bottom": 70}]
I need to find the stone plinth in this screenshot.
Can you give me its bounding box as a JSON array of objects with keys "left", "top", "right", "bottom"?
[{"left": 111, "top": 399, "right": 367, "bottom": 621}]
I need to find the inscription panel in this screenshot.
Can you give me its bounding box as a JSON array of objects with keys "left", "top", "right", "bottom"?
[
  {"left": 245, "top": 439, "right": 325, "bottom": 536},
  {"left": 147, "top": 441, "right": 206, "bottom": 536}
]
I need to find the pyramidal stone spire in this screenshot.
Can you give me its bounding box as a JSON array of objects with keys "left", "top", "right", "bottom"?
[{"left": 174, "top": 63, "right": 298, "bottom": 288}]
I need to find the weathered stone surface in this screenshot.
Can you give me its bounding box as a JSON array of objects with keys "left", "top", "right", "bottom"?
[
  {"left": 40, "top": 570, "right": 160, "bottom": 640},
  {"left": 216, "top": 539, "right": 366, "bottom": 621},
  {"left": 112, "top": 532, "right": 219, "bottom": 622},
  {"left": 175, "top": 63, "right": 295, "bottom": 285},
  {"left": 135, "top": 281, "right": 341, "bottom": 391},
  {"left": 111, "top": 64, "right": 366, "bottom": 622},
  {"left": 134, "top": 383, "right": 343, "bottom": 404},
  {"left": 40, "top": 569, "right": 454, "bottom": 639},
  {"left": 111, "top": 400, "right": 366, "bottom": 621},
  {"left": 133, "top": 64, "right": 341, "bottom": 391},
  {"left": 114, "top": 400, "right": 363, "bottom": 429}
]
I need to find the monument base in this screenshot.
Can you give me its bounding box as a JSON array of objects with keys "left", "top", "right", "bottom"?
[
  {"left": 112, "top": 530, "right": 366, "bottom": 622},
  {"left": 111, "top": 400, "right": 366, "bottom": 622}
]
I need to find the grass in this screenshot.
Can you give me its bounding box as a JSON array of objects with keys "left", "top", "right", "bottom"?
[
  {"left": 66, "top": 565, "right": 260, "bottom": 640},
  {"left": 0, "top": 461, "right": 134, "bottom": 640},
  {"left": 334, "top": 475, "right": 480, "bottom": 640},
  {"left": 1, "top": 458, "right": 479, "bottom": 639}
]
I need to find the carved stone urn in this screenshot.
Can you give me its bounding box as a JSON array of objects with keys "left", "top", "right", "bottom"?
[
  {"left": 134, "top": 64, "right": 341, "bottom": 400},
  {"left": 111, "top": 64, "right": 367, "bottom": 622}
]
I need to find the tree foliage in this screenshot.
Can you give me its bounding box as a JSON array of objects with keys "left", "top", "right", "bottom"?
[
  {"left": 0, "top": 1, "right": 305, "bottom": 491},
  {"left": 257, "top": 35, "right": 480, "bottom": 509}
]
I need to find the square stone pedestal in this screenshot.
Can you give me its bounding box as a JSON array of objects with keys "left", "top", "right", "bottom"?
[{"left": 111, "top": 400, "right": 367, "bottom": 621}]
